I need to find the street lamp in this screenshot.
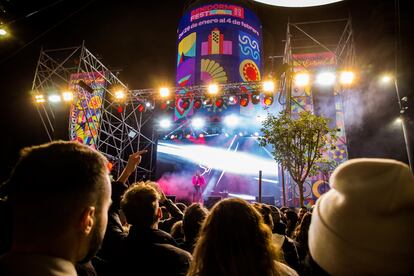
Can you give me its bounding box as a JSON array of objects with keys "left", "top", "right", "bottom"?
[{"left": 382, "top": 74, "right": 412, "bottom": 171}]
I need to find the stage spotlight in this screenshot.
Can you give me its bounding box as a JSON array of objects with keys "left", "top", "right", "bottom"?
[
  {"left": 114, "top": 89, "right": 126, "bottom": 100},
  {"left": 316, "top": 72, "right": 336, "bottom": 86},
  {"left": 145, "top": 102, "right": 152, "bottom": 108},
  {"left": 160, "top": 101, "right": 169, "bottom": 110},
  {"left": 208, "top": 84, "right": 219, "bottom": 95},
  {"left": 0, "top": 28, "right": 6, "bottom": 36},
  {"left": 238, "top": 132, "right": 244, "bottom": 137},
  {"left": 224, "top": 114, "right": 239, "bottom": 127},
  {"left": 251, "top": 92, "right": 260, "bottom": 105},
  {"left": 228, "top": 95, "right": 238, "bottom": 105},
  {"left": 186, "top": 134, "right": 192, "bottom": 139},
  {"left": 180, "top": 98, "right": 190, "bottom": 110},
  {"left": 254, "top": 132, "right": 260, "bottom": 137},
  {"left": 240, "top": 94, "right": 249, "bottom": 107},
  {"left": 160, "top": 118, "right": 172, "bottom": 129},
  {"left": 340, "top": 71, "right": 355, "bottom": 85},
  {"left": 381, "top": 74, "right": 392, "bottom": 84},
  {"left": 159, "top": 87, "right": 170, "bottom": 98},
  {"left": 192, "top": 117, "right": 205, "bottom": 129},
  {"left": 294, "top": 73, "right": 310, "bottom": 87},
  {"left": 48, "top": 94, "right": 62, "bottom": 103},
  {"left": 215, "top": 97, "right": 224, "bottom": 108},
  {"left": 263, "top": 95, "right": 274, "bottom": 106},
  {"left": 199, "top": 133, "right": 205, "bottom": 138},
  {"left": 138, "top": 103, "right": 145, "bottom": 113},
  {"left": 263, "top": 80, "right": 275, "bottom": 93},
  {"left": 62, "top": 91, "right": 74, "bottom": 102},
  {"left": 193, "top": 98, "right": 203, "bottom": 109},
  {"left": 34, "top": 94, "right": 46, "bottom": 103},
  {"left": 170, "top": 135, "right": 176, "bottom": 140}
]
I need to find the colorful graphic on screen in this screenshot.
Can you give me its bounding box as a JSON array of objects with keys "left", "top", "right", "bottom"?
[
  {"left": 69, "top": 72, "right": 106, "bottom": 148},
  {"left": 156, "top": 135, "right": 279, "bottom": 203},
  {"left": 176, "top": 3, "right": 262, "bottom": 120}
]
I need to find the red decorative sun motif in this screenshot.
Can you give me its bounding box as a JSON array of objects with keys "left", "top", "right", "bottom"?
[{"left": 239, "top": 59, "right": 261, "bottom": 82}]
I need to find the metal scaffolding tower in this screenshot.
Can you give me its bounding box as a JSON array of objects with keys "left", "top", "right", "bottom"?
[{"left": 31, "top": 43, "right": 156, "bottom": 182}]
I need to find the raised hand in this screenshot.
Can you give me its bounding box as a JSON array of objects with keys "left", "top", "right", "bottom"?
[{"left": 117, "top": 150, "right": 148, "bottom": 183}]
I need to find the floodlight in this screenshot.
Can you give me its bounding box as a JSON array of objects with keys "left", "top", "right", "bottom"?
[
  {"left": 34, "top": 94, "right": 46, "bottom": 103},
  {"left": 160, "top": 87, "right": 170, "bottom": 98},
  {"left": 114, "top": 90, "right": 125, "bottom": 100},
  {"left": 62, "top": 91, "right": 74, "bottom": 102},
  {"left": 263, "top": 80, "right": 275, "bottom": 93},
  {"left": 316, "top": 72, "right": 336, "bottom": 86},
  {"left": 339, "top": 71, "right": 355, "bottom": 85},
  {"left": 381, "top": 75, "right": 392, "bottom": 84},
  {"left": 192, "top": 117, "right": 205, "bottom": 129},
  {"left": 48, "top": 94, "right": 62, "bottom": 103},
  {"left": 224, "top": 115, "right": 239, "bottom": 127},
  {"left": 294, "top": 73, "right": 310, "bottom": 87},
  {"left": 160, "top": 119, "right": 172, "bottom": 129},
  {"left": 208, "top": 84, "right": 219, "bottom": 95}
]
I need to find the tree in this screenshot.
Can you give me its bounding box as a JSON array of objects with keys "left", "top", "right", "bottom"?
[{"left": 260, "top": 111, "right": 338, "bottom": 206}]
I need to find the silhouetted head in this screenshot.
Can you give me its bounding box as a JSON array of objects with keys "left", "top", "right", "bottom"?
[
  {"left": 188, "top": 198, "right": 281, "bottom": 276},
  {"left": 182, "top": 203, "right": 208, "bottom": 244},
  {"left": 6, "top": 141, "right": 111, "bottom": 263},
  {"left": 121, "top": 182, "right": 161, "bottom": 229}
]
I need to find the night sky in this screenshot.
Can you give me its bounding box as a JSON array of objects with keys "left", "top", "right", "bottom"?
[{"left": 0, "top": 0, "right": 413, "bottom": 181}]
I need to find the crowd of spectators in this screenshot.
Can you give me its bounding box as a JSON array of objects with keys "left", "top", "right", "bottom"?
[{"left": 0, "top": 141, "right": 413, "bottom": 275}]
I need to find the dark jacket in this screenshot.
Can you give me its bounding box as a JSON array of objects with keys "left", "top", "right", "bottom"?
[
  {"left": 97, "top": 207, "right": 128, "bottom": 262},
  {"left": 107, "top": 227, "right": 191, "bottom": 276}
]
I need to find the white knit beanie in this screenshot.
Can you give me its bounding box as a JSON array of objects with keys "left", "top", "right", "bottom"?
[{"left": 308, "top": 158, "right": 414, "bottom": 275}]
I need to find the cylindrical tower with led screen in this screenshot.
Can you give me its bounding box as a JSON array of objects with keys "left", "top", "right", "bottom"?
[{"left": 175, "top": 1, "right": 263, "bottom": 120}]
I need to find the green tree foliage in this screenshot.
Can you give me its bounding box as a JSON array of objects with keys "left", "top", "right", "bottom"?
[{"left": 260, "top": 111, "right": 338, "bottom": 206}]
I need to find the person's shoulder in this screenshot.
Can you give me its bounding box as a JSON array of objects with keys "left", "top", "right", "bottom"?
[
  {"left": 155, "top": 243, "right": 191, "bottom": 259},
  {"left": 275, "top": 261, "right": 299, "bottom": 276}
]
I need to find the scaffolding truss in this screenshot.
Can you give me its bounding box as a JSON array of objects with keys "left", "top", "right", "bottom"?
[
  {"left": 277, "top": 17, "right": 356, "bottom": 206},
  {"left": 31, "top": 43, "right": 272, "bottom": 182},
  {"left": 31, "top": 43, "right": 156, "bottom": 181}
]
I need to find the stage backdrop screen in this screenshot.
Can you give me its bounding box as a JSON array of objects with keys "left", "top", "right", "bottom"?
[
  {"left": 175, "top": 3, "right": 263, "bottom": 120},
  {"left": 155, "top": 134, "right": 279, "bottom": 203}
]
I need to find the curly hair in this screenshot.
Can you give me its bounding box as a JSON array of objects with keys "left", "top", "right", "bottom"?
[{"left": 121, "top": 181, "right": 161, "bottom": 228}]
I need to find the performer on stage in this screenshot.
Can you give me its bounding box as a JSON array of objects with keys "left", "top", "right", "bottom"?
[{"left": 192, "top": 170, "right": 205, "bottom": 203}]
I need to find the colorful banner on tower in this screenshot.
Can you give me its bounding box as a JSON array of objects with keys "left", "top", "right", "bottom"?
[{"left": 69, "top": 72, "right": 106, "bottom": 148}]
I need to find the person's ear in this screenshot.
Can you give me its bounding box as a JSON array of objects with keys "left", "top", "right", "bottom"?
[
  {"left": 157, "top": 207, "right": 162, "bottom": 220},
  {"left": 80, "top": 207, "right": 96, "bottom": 235}
]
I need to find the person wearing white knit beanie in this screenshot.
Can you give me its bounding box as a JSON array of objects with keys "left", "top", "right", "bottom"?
[{"left": 308, "top": 158, "right": 414, "bottom": 275}]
